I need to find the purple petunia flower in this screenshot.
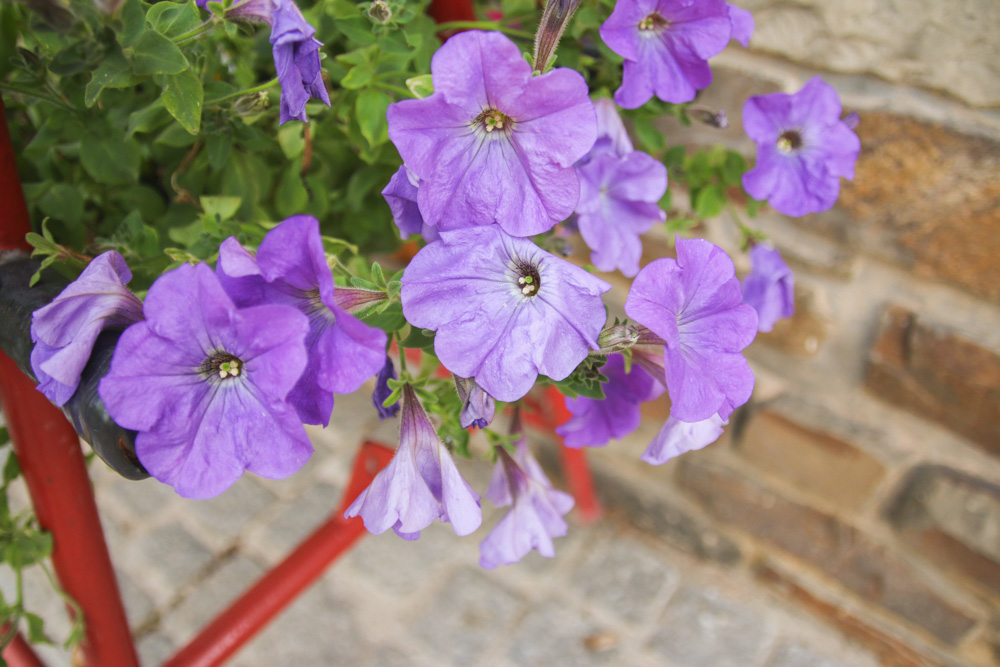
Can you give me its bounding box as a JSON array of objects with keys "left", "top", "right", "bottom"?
[
  {"left": 197, "top": 0, "right": 331, "bottom": 124},
  {"left": 625, "top": 238, "right": 758, "bottom": 422},
  {"left": 575, "top": 149, "right": 667, "bottom": 277},
  {"left": 401, "top": 225, "right": 611, "bottom": 402},
  {"left": 381, "top": 166, "right": 440, "bottom": 243},
  {"left": 30, "top": 251, "right": 144, "bottom": 406},
  {"left": 387, "top": 30, "right": 597, "bottom": 238},
  {"left": 600, "top": 0, "right": 734, "bottom": 109},
  {"left": 640, "top": 413, "right": 726, "bottom": 465},
  {"left": 742, "top": 245, "right": 795, "bottom": 332},
  {"left": 580, "top": 98, "right": 634, "bottom": 164},
  {"left": 372, "top": 356, "right": 400, "bottom": 420},
  {"left": 454, "top": 376, "right": 495, "bottom": 429},
  {"left": 742, "top": 77, "right": 861, "bottom": 217},
  {"left": 727, "top": 3, "right": 754, "bottom": 47},
  {"left": 556, "top": 354, "right": 664, "bottom": 448},
  {"left": 345, "top": 384, "right": 482, "bottom": 540},
  {"left": 480, "top": 412, "right": 574, "bottom": 568},
  {"left": 98, "top": 263, "right": 313, "bottom": 499},
  {"left": 217, "top": 216, "right": 387, "bottom": 427}
]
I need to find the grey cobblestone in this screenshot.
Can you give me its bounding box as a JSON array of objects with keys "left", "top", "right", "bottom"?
[
  {"left": 253, "top": 482, "right": 340, "bottom": 555},
  {"left": 123, "top": 522, "right": 214, "bottom": 605},
  {"left": 160, "top": 554, "right": 264, "bottom": 641},
  {"left": 185, "top": 476, "right": 276, "bottom": 546},
  {"left": 507, "top": 598, "right": 621, "bottom": 666},
  {"left": 764, "top": 641, "right": 860, "bottom": 667}
]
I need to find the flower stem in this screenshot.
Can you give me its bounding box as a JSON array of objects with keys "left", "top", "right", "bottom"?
[
  {"left": 433, "top": 21, "right": 534, "bottom": 40},
  {"left": 0, "top": 83, "right": 78, "bottom": 113},
  {"left": 205, "top": 78, "right": 279, "bottom": 106},
  {"left": 374, "top": 82, "right": 413, "bottom": 98},
  {"left": 172, "top": 20, "right": 215, "bottom": 44}
]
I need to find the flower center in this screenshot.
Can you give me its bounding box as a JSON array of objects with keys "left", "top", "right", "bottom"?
[
  {"left": 202, "top": 352, "right": 244, "bottom": 381},
  {"left": 514, "top": 261, "right": 541, "bottom": 297},
  {"left": 474, "top": 107, "right": 513, "bottom": 137},
  {"left": 639, "top": 12, "right": 668, "bottom": 32},
  {"left": 777, "top": 130, "right": 803, "bottom": 153}
]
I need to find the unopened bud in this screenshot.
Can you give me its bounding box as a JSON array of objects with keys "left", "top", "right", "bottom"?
[
  {"left": 368, "top": 0, "right": 392, "bottom": 24},
  {"left": 595, "top": 323, "right": 640, "bottom": 355},
  {"left": 689, "top": 107, "right": 728, "bottom": 129},
  {"left": 532, "top": 0, "right": 582, "bottom": 73},
  {"left": 232, "top": 91, "right": 270, "bottom": 115},
  {"left": 333, "top": 287, "right": 388, "bottom": 314}
]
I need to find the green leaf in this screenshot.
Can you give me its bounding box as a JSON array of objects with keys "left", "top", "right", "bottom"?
[
  {"left": 28, "top": 255, "right": 57, "bottom": 287},
  {"left": 632, "top": 116, "right": 665, "bottom": 153},
  {"left": 355, "top": 89, "right": 390, "bottom": 147},
  {"left": 9, "top": 530, "right": 53, "bottom": 567},
  {"left": 119, "top": 0, "right": 146, "bottom": 48},
  {"left": 340, "top": 64, "right": 372, "bottom": 89},
  {"left": 0, "top": 425, "right": 9, "bottom": 447},
  {"left": 405, "top": 74, "right": 434, "bottom": 99},
  {"left": 161, "top": 69, "right": 203, "bottom": 134},
  {"left": 80, "top": 136, "right": 140, "bottom": 185},
  {"left": 128, "top": 31, "right": 189, "bottom": 76},
  {"left": 25, "top": 230, "right": 60, "bottom": 256},
  {"left": 277, "top": 124, "right": 305, "bottom": 159},
  {"left": 37, "top": 184, "right": 83, "bottom": 227},
  {"left": 206, "top": 132, "right": 232, "bottom": 171},
  {"left": 398, "top": 326, "right": 435, "bottom": 351},
  {"left": 3, "top": 451, "right": 19, "bottom": 485},
  {"left": 200, "top": 196, "right": 242, "bottom": 221},
  {"left": 694, "top": 184, "right": 726, "bottom": 219},
  {"left": 358, "top": 300, "right": 406, "bottom": 332},
  {"left": 24, "top": 612, "right": 52, "bottom": 646},
  {"left": 85, "top": 50, "right": 141, "bottom": 108},
  {"left": 147, "top": 1, "right": 200, "bottom": 37},
  {"left": 126, "top": 98, "right": 169, "bottom": 137},
  {"left": 275, "top": 168, "right": 308, "bottom": 218},
  {"left": 370, "top": 261, "right": 385, "bottom": 287}
]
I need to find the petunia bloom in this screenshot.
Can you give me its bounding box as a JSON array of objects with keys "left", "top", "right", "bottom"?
[
  {"left": 198, "top": 0, "right": 331, "bottom": 124},
  {"left": 401, "top": 225, "right": 611, "bottom": 402},
  {"left": 98, "top": 263, "right": 313, "bottom": 499},
  {"left": 556, "top": 354, "right": 664, "bottom": 448},
  {"left": 727, "top": 2, "right": 754, "bottom": 47},
  {"left": 387, "top": 30, "right": 597, "bottom": 237},
  {"left": 640, "top": 413, "right": 726, "bottom": 465},
  {"left": 742, "top": 244, "right": 794, "bottom": 332},
  {"left": 217, "top": 216, "right": 387, "bottom": 427},
  {"left": 345, "top": 384, "right": 482, "bottom": 540},
  {"left": 372, "top": 356, "right": 400, "bottom": 420},
  {"left": 601, "top": 0, "right": 733, "bottom": 109},
  {"left": 625, "top": 238, "right": 758, "bottom": 422},
  {"left": 580, "top": 98, "right": 634, "bottom": 164},
  {"left": 381, "top": 166, "right": 439, "bottom": 243},
  {"left": 742, "top": 77, "right": 861, "bottom": 216},
  {"left": 575, "top": 149, "right": 668, "bottom": 277},
  {"left": 30, "top": 251, "right": 144, "bottom": 406},
  {"left": 480, "top": 413, "right": 574, "bottom": 568},
  {"left": 454, "top": 376, "right": 495, "bottom": 429}
]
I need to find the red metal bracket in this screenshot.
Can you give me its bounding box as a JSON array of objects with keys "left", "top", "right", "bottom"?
[{"left": 1, "top": 629, "right": 46, "bottom": 667}]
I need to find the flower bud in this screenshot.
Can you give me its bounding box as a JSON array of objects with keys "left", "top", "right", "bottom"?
[
  {"left": 595, "top": 323, "right": 640, "bottom": 355},
  {"left": 367, "top": 0, "right": 392, "bottom": 24},
  {"left": 532, "top": 0, "right": 582, "bottom": 72}
]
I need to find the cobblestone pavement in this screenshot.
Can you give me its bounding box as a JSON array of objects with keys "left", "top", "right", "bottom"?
[{"left": 3, "top": 387, "right": 878, "bottom": 667}]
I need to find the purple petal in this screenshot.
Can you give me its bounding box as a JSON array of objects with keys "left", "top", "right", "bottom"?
[
  {"left": 640, "top": 414, "right": 726, "bottom": 465},
  {"left": 742, "top": 245, "right": 795, "bottom": 332},
  {"left": 727, "top": 3, "right": 754, "bottom": 47}
]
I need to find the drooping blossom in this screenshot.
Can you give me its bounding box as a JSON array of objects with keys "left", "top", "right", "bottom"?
[
  {"left": 30, "top": 251, "right": 143, "bottom": 406},
  {"left": 345, "top": 384, "right": 482, "bottom": 540},
  {"left": 387, "top": 30, "right": 597, "bottom": 237},
  {"left": 556, "top": 354, "right": 664, "bottom": 448},
  {"left": 197, "top": 0, "right": 331, "bottom": 124},
  {"left": 640, "top": 414, "right": 726, "bottom": 465},
  {"left": 742, "top": 77, "right": 861, "bottom": 216},
  {"left": 742, "top": 244, "right": 795, "bottom": 332},
  {"left": 401, "top": 225, "right": 611, "bottom": 402},
  {"left": 600, "top": 0, "right": 734, "bottom": 109},
  {"left": 372, "top": 357, "right": 400, "bottom": 420},
  {"left": 579, "top": 98, "right": 634, "bottom": 164},
  {"left": 381, "top": 166, "right": 439, "bottom": 242},
  {"left": 625, "top": 238, "right": 758, "bottom": 422},
  {"left": 454, "top": 376, "right": 495, "bottom": 429},
  {"left": 727, "top": 3, "right": 754, "bottom": 47},
  {"left": 99, "top": 263, "right": 313, "bottom": 499},
  {"left": 575, "top": 150, "right": 667, "bottom": 277},
  {"left": 480, "top": 411, "right": 574, "bottom": 568},
  {"left": 217, "top": 216, "right": 386, "bottom": 426}
]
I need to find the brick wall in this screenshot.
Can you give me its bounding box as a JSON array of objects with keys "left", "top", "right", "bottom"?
[{"left": 569, "top": 4, "right": 1000, "bottom": 666}]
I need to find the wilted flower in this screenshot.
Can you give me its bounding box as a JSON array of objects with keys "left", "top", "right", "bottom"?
[
  {"left": 401, "top": 225, "right": 611, "bottom": 402},
  {"left": 345, "top": 384, "right": 482, "bottom": 539},
  {"left": 742, "top": 245, "right": 795, "bottom": 332},
  {"left": 31, "top": 251, "right": 143, "bottom": 406},
  {"left": 372, "top": 357, "right": 400, "bottom": 420},
  {"left": 387, "top": 30, "right": 597, "bottom": 237},
  {"left": 640, "top": 414, "right": 726, "bottom": 465},
  {"left": 454, "top": 376, "right": 496, "bottom": 429},
  {"left": 575, "top": 149, "right": 667, "bottom": 277},
  {"left": 625, "top": 238, "right": 757, "bottom": 422},
  {"left": 600, "top": 0, "right": 734, "bottom": 108},
  {"left": 742, "top": 77, "right": 860, "bottom": 216},
  {"left": 480, "top": 412, "right": 574, "bottom": 568},
  {"left": 99, "top": 263, "right": 313, "bottom": 499},
  {"left": 556, "top": 354, "right": 664, "bottom": 447},
  {"left": 381, "top": 166, "right": 439, "bottom": 242},
  {"left": 217, "top": 216, "right": 387, "bottom": 427}
]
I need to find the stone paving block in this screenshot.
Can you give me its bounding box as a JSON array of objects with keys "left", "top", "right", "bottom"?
[
  {"left": 116, "top": 570, "right": 155, "bottom": 630},
  {"left": 570, "top": 531, "right": 679, "bottom": 624},
  {"left": 256, "top": 482, "right": 341, "bottom": 555},
  {"left": 765, "top": 641, "right": 860, "bottom": 667},
  {"left": 160, "top": 554, "right": 264, "bottom": 641},
  {"left": 343, "top": 524, "right": 461, "bottom": 596},
  {"left": 228, "top": 584, "right": 367, "bottom": 667},
  {"left": 648, "top": 586, "right": 775, "bottom": 667},
  {"left": 125, "top": 522, "right": 214, "bottom": 602},
  {"left": 103, "top": 474, "right": 179, "bottom": 523},
  {"left": 137, "top": 632, "right": 176, "bottom": 667},
  {"left": 411, "top": 568, "right": 524, "bottom": 664},
  {"left": 507, "top": 597, "right": 621, "bottom": 666},
  {"left": 186, "top": 475, "right": 277, "bottom": 544}
]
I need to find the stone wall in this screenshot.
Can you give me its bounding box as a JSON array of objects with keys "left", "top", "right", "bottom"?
[{"left": 557, "top": 5, "right": 1000, "bottom": 666}]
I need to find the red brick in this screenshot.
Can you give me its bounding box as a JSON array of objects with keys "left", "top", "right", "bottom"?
[{"left": 679, "top": 459, "right": 977, "bottom": 644}]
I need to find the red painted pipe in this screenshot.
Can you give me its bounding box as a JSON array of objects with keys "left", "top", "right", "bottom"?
[
  {"left": 162, "top": 441, "right": 394, "bottom": 667},
  {"left": 0, "top": 97, "right": 31, "bottom": 252},
  {"left": 1, "top": 630, "right": 47, "bottom": 667},
  {"left": 427, "top": 0, "right": 477, "bottom": 25}
]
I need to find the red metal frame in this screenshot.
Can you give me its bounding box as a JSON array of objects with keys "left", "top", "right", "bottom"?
[{"left": 1, "top": 630, "right": 46, "bottom": 667}]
